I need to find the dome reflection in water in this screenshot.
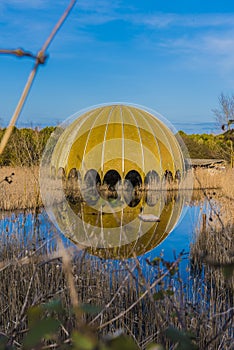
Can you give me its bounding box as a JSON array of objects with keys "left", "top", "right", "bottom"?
[{"left": 40, "top": 104, "right": 192, "bottom": 259}]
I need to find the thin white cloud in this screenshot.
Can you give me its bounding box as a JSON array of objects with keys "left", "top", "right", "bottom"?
[
  {"left": 151, "top": 30, "right": 234, "bottom": 74},
  {"left": 0, "top": 0, "right": 47, "bottom": 9},
  {"left": 77, "top": 0, "right": 122, "bottom": 13},
  {"left": 159, "top": 31, "right": 234, "bottom": 56},
  {"left": 130, "top": 13, "right": 234, "bottom": 29}
]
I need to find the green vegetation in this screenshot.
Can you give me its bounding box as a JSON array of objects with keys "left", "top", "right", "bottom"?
[
  {"left": 0, "top": 126, "right": 55, "bottom": 166},
  {"left": 0, "top": 127, "right": 232, "bottom": 166},
  {"left": 178, "top": 130, "right": 232, "bottom": 160}
]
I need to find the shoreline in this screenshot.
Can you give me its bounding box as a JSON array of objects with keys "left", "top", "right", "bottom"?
[{"left": 0, "top": 165, "right": 233, "bottom": 212}]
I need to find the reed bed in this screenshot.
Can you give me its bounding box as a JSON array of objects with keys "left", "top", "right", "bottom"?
[
  {"left": 0, "top": 166, "right": 41, "bottom": 210},
  {"left": 0, "top": 166, "right": 233, "bottom": 349},
  {"left": 0, "top": 165, "right": 232, "bottom": 211},
  {"left": 0, "top": 209, "right": 233, "bottom": 349}
]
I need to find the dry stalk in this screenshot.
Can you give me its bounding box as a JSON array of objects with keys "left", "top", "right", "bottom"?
[
  {"left": 89, "top": 262, "right": 137, "bottom": 326},
  {"left": 0, "top": 0, "right": 77, "bottom": 156},
  {"left": 98, "top": 254, "right": 182, "bottom": 330},
  {"left": 193, "top": 170, "right": 225, "bottom": 230},
  {"left": 10, "top": 265, "right": 37, "bottom": 343},
  {"left": 57, "top": 238, "right": 83, "bottom": 327}
]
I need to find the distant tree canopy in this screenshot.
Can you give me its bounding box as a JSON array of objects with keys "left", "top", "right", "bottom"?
[
  {"left": 0, "top": 126, "right": 55, "bottom": 166},
  {"left": 0, "top": 126, "right": 231, "bottom": 166},
  {"left": 179, "top": 131, "right": 231, "bottom": 160}
]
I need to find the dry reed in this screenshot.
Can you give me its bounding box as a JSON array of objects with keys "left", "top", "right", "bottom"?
[{"left": 0, "top": 166, "right": 233, "bottom": 349}]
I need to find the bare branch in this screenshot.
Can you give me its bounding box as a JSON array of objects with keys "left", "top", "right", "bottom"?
[
  {"left": 0, "top": 0, "right": 77, "bottom": 156},
  {"left": 97, "top": 255, "right": 182, "bottom": 330},
  {"left": 0, "top": 64, "right": 39, "bottom": 155},
  {"left": 212, "top": 93, "right": 234, "bottom": 130},
  {"left": 41, "top": 0, "right": 77, "bottom": 53},
  {"left": 0, "top": 48, "right": 36, "bottom": 59}
]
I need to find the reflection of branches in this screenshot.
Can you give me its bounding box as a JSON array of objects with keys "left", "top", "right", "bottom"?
[
  {"left": 0, "top": 0, "right": 77, "bottom": 156},
  {"left": 194, "top": 170, "right": 225, "bottom": 231}
]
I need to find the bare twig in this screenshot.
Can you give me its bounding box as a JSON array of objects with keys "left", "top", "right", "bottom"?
[
  {"left": 97, "top": 255, "right": 181, "bottom": 330},
  {"left": 41, "top": 0, "right": 76, "bottom": 53},
  {"left": 0, "top": 48, "right": 36, "bottom": 59},
  {"left": 205, "top": 311, "right": 234, "bottom": 348},
  {"left": 0, "top": 64, "right": 38, "bottom": 155},
  {"left": 89, "top": 262, "right": 137, "bottom": 326},
  {"left": 10, "top": 266, "right": 37, "bottom": 342},
  {"left": 57, "top": 239, "right": 82, "bottom": 327},
  {"left": 0, "top": 0, "right": 77, "bottom": 156}
]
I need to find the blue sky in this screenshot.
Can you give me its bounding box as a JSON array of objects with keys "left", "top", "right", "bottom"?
[{"left": 1, "top": 0, "right": 234, "bottom": 130}]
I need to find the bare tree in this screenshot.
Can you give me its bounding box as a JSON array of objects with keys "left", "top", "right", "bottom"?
[
  {"left": 212, "top": 92, "right": 234, "bottom": 130},
  {"left": 212, "top": 93, "right": 234, "bottom": 166}
]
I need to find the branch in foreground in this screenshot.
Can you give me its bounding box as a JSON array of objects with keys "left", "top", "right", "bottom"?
[{"left": 0, "top": 0, "right": 77, "bottom": 156}]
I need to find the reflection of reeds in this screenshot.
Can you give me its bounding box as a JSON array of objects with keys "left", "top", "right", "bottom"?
[
  {"left": 0, "top": 216, "right": 233, "bottom": 349},
  {"left": 0, "top": 165, "right": 233, "bottom": 211},
  {"left": 0, "top": 165, "right": 233, "bottom": 348}
]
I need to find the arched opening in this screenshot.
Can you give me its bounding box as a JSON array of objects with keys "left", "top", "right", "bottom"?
[
  {"left": 124, "top": 170, "right": 142, "bottom": 207},
  {"left": 84, "top": 169, "right": 101, "bottom": 187},
  {"left": 125, "top": 170, "right": 142, "bottom": 188},
  {"left": 175, "top": 169, "right": 181, "bottom": 183},
  {"left": 101, "top": 169, "right": 121, "bottom": 200},
  {"left": 83, "top": 169, "right": 101, "bottom": 205},
  {"left": 144, "top": 170, "right": 160, "bottom": 189},
  {"left": 103, "top": 170, "right": 121, "bottom": 191},
  {"left": 68, "top": 168, "right": 78, "bottom": 179},
  {"left": 57, "top": 167, "right": 65, "bottom": 180},
  {"left": 66, "top": 168, "right": 79, "bottom": 201},
  {"left": 163, "top": 170, "right": 173, "bottom": 184}
]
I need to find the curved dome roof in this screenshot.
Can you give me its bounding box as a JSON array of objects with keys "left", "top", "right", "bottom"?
[
  {"left": 51, "top": 104, "right": 185, "bottom": 181},
  {"left": 40, "top": 104, "right": 189, "bottom": 259}
]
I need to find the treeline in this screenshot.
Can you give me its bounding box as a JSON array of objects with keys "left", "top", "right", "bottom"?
[
  {"left": 0, "top": 127, "right": 232, "bottom": 166},
  {"left": 0, "top": 127, "right": 55, "bottom": 166},
  {"left": 179, "top": 130, "right": 232, "bottom": 160}
]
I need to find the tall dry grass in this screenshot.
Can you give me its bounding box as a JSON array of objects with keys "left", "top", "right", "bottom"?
[
  {"left": 0, "top": 166, "right": 41, "bottom": 210},
  {"left": 0, "top": 209, "right": 233, "bottom": 349},
  {"left": 0, "top": 165, "right": 233, "bottom": 349}
]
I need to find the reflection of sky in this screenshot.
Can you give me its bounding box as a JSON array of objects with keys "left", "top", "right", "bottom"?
[
  {"left": 0, "top": 204, "right": 205, "bottom": 282},
  {"left": 138, "top": 204, "right": 204, "bottom": 280},
  {"left": 0, "top": 205, "right": 204, "bottom": 257},
  {"left": 143, "top": 205, "right": 202, "bottom": 259}
]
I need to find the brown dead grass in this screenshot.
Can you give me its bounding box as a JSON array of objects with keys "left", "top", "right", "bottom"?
[
  {"left": 0, "top": 166, "right": 41, "bottom": 210},
  {"left": 0, "top": 165, "right": 234, "bottom": 215},
  {"left": 193, "top": 166, "right": 234, "bottom": 226}
]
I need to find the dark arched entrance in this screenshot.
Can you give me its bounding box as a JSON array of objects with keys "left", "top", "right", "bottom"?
[
  {"left": 124, "top": 170, "right": 142, "bottom": 207},
  {"left": 103, "top": 170, "right": 121, "bottom": 191},
  {"left": 144, "top": 170, "right": 160, "bottom": 189},
  {"left": 83, "top": 169, "right": 101, "bottom": 205}
]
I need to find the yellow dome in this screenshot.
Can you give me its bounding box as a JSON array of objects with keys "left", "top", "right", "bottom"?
[
  {"left": 40, "top": 104, "right": 189, "bottom": 259},
  {"left": 51, "top": 104, "right": 185, "bottom": 183}
]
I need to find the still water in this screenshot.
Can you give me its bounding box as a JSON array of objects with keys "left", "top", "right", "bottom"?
[{"left": 0, "top": 202, "right": 205, "bottom": 276}]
